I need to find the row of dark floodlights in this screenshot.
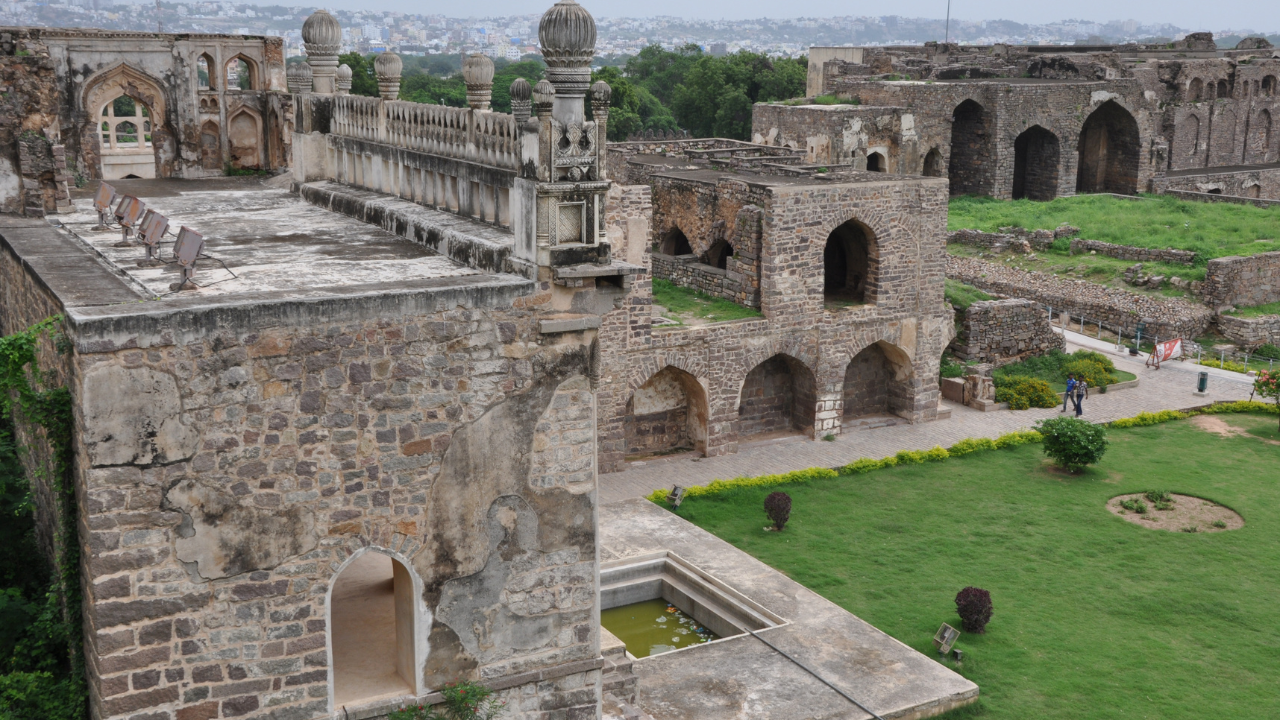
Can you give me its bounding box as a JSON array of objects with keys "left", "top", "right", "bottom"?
[{"left": 90, "top": 182, "right": 219, "bottom": 292}]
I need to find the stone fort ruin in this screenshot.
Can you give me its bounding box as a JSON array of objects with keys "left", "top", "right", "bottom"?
[{"left": 0, "top": 2, "right": 979, "bottom": 720}]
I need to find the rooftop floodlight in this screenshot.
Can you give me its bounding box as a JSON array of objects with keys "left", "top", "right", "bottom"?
[
  {"left": 136, "top": 209, "right": 170, "bottom": 267},
  {"left": 668, "top": 485, "right": 687, "bottom": 509},
  {"left": 933, "top": 623, "right": 960, "bottom": 656},
  {"left": 113, "top": 195, "right": 146, "bottom": 246},
  {"left": 92, "top": 183, "right": 117, "bottom": 230},
  {"left": 169, "top": 226, "right": 205, "bottom": 291}
]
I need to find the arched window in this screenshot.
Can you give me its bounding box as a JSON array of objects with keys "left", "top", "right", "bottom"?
[
  {"left": 703, "top": 238, "right": 733, "bottom": 269},
  {"left": 1188, "top": 78, "right": 1203, "bottom": 101},
  {"left": 330, "top": 550, "right": 422, "bottom": 708},
  {"left": 823, "top": 219, "right": 876, "bottom": 305},
  {"left": 922, "top": 148, "right": 943, "bottom": 177},
  {"left": 197, "top": 53, "right": 214, "bottom": 89},
  {"left": 225, "top": 56, "right": 256, "bottom": 90},
  {"left": 866, "top": 152, "right": 885, "bottom": 172},
  {"left": 660, "top": 227, "right": 693, "bottom": 256},
  {"left": 1216, "top": 79, "right": 1229, "bottom": 99}
]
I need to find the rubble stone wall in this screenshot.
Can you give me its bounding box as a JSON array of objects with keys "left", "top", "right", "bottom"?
[
  {"left": 947, "top": 254, "right": 1214, "bottom": 339},
  {"left": 1068, "top": 238, "right": 1198, "bottom": 265},
  {"left": 750, "top": 103, "right": 913, "bottom": 171},
  {"left": 1217, "top": 313, "right": 1280, "bottom": 348},
  {"left": 1153, "top": 165, "right": 1280, "bottom": 200},
  {"left": 953, "top": 298, "right": 1065, "bottom": 365},
  {"left": 1200, "top": 251, "right": 1280, "bottom": 309}
]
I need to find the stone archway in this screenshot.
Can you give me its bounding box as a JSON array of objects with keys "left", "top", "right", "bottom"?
[
  {"left": 1076, "top": 100, "right": 1140, "bottom": 195},
  {"left": 1012, "top": 125, "right": 1060, "bottom": 201},
  {"left": 624, "top": 365, "right": 709, "bottom": 459},
  {"left": 227, "top": 107, "right": 263, "bottom": 170},
  {"left": 81, "top": 63, "right": 172, "bottom": 179},
  {"left": 949, "top": 99, "right": 992, "bottom": 196},
  {"left": 842, "top": 341, "right": 915, "bottom": 423},
  {"left": 737, "top": 354, "right": 818, "bottom": 440},
  {"left": 823, "top": 218, "right": 877, "bottom": 306}
]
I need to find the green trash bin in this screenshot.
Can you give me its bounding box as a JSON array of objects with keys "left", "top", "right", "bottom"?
[{"left": 1198, "top": 371, "right": 1208, "bottom": 393}]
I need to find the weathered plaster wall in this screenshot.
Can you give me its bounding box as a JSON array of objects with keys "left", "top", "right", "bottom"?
[{"left": 751, "top": 103, "right": 915, "bottom": 172}]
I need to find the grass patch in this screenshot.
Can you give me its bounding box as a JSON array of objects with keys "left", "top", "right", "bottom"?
[
  {"left": 651, "top": 279, "right": 763, "bottom": 325},
  {"left": 949, "top": 193, "right": 1280, "bottom": 260},
  {"left": 947, "top": 242, "right": 1204, "bottom": 292},
  {"left": 1225, "top": 300, "right": 1280, "bottom": 318},
  {"left": 945, "top": 279, "right": 993, "bottom": 311},
  {"left": 670, "top": 415, "right": 1280, "bottom": 719}
]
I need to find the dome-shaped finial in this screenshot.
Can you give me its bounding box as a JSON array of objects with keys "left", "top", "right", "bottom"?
[
  {"left": 539, "top": 0, "right": 596, "bottom": 97},
  {"left": 510, "top": 77, "right": 533, "bottom": 123},
  {"left": 286, "top": 61, "right": 313, "bottom": 93},
  {"left": 302, "top": 9, "right": 341, "bottom": 54},
  {"left": 533, "top": 78, "right": 555, "bottom": 118},
  {"left": 591, "top": 79, "right": 612, "bottom": 106},
  {"left": 374, "top": 52, "right": 402, "bottom": 100},
  {"left": 335, "top": 63, "right": 352, "bottom": 94},
  {"left": 462, "top": 54, "right": 495, "bottom": 111}
]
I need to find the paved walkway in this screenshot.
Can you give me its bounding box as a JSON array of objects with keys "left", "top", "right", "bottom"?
[{"left": 598, "top": 330, "right": 1255, "bottom": 505}]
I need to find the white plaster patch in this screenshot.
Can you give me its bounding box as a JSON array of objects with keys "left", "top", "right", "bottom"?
[
  {"left": 1090, "top": 90, "right": 1121, "bottom": 105},
  {"left": 0, "top": 156, "right": 20, "bottom": 214},
  {"left": 82, "top": 364, "right": 198, "bottom": 466}
]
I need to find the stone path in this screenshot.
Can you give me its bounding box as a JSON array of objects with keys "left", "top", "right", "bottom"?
[{"left": 598, "top": 330, "right": 1255, "bottom": 505}]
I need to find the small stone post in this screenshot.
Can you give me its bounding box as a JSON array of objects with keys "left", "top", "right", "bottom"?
[
  {"left": 590, "top": 79, "right": 611, "bottom": 178},
  {"left": 510, "top": 77, "right": 532, "bottom": 124},
  {"left": 335, "top": 64, "right": 352, "bottom": 95},
  {"left": 286, "top": 62, "right": 312, "bottom": 94},
  {"left": 374, "top": 52, "right": 402, "bottom": 101},
  {"left": 463, "top": 54, "right": 495, "bottom": 111}
]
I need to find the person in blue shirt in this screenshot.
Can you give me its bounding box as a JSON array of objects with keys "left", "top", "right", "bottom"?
[{"left": 1062, "top": 374, "right": 1076, "bottom": 413}]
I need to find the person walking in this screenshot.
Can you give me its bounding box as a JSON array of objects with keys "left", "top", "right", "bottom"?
[
  {"left": 1074, "top": 376, "right": 1089, "bottom": 417},
  {"left": 1062, "top": 374, "right": 1076, "bottom": 413}
]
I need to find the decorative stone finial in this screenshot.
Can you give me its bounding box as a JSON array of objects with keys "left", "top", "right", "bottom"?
[
  {"left": 286, "top": 61, "right": 313, "bottom": 93},
  {"left": 462, "top": 54, "right": 495, "bottom": 111},
  {"left": 302, "top": 9, "right": 341, "bottom": 94},
  {"left": 374, "top": 52, "right": 402, "bottom": 100},
  {"left": 335, "top": 63, "right": 352, "bottom": 95},
  {"left": 590, "top": 79, "right": 611, "bottom": 112},
  {"left": 538, "top": 0, "right": 596, "bottom": 106},
  {"left": 533, "top": 78, "right": 555, "bottom": 118},
  {"left": 510, "top": 77, "right": 532, "bottom": 123}
]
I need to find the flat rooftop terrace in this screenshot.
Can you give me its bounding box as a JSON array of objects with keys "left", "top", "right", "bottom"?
[{"left": 629, "top": 154, "right": 937, "bottom": 187}]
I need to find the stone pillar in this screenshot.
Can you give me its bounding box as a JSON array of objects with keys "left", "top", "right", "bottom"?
[
  {"left": 510, "top": 77, "right": 532, "bottom": 124},
  {"left": 335, "top": 63, "right": 352, "bottom": 95},
  {"left": 590, "top": 79, "right": 611, "bottom": 179},
  {"left": 374, "top": 52, "right": 402, "bottom": 101},
  {"left": 302, "top": 9, "right": 341, "bottom": 94},
  {"left": 463, "top": 54, "right": 494, "bottom": 111}
]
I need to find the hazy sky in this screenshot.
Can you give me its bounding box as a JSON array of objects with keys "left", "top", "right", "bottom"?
[{"left": 311, "top": 0, "right": 1277, "bottom": 33}]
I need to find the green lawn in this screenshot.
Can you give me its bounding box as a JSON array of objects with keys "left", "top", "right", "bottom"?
[
  {"left": 949, "top": 194, "right": 1280, "bottom": 260},
  {"left": 668, "top": 415, "right": 1280, "bottom": 720},
  {"left": 944, "top": 279, "right": 993, "bottom": 311},
  {"left": 651, "top": 278, "right": 763, "bottom": 325},
  {"left": 945, "top": 243, "right": 1202, "bottom": 296}
]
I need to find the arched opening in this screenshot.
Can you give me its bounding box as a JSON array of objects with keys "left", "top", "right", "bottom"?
[
  {"left": 1012, "top": 125, "right": 1060, "bottom": 201},
  {"left": 843, "top": 342, "right": 914, "bottom": 423},
  {"left": 225, "top": 56, "right": 256, "bottom": 90},
  {"left": 1188, "top": 78, "right": 1203, "bottom": 101},
  {"left": 737, "top": 354, "right": 817, "bottom": 440},
  {"left": 660, "top": 227, "right": 693, "bottom": 256},
  {"left": 83, "top": 64, "right": 169, "bottom": 180},
  {"left": 823, "top": 219, "right": 875, "bottom": 306},
  {"left": 1076, "top": 100, "right": 1140, "bottom": 195},
  {"left": 200, "top": 120, "right": 221, "bottom": 170},
  {"left": 227, "top": 109, "right": 262, "bottom": 170},
  {"left": 1216, "top": 80, "right": 1229, "bottom": 99},
  {"left": 1264, "top": 76, "right": 1278, "bottom": 97},
  {"left": 1185, "top": 114, "right": 1201, "bottom": 159},
  {"left": 1247, "top": 184, "right": 1262, "bottom": 199},
  {"left": 624, "top": 366, "right": 709, "bottom": 459},
  {"left": 866, "top": 152, "right": 885, "bottom": 172},
  {"left": 197, "top": 53, "right": 214, "bottom": 90},
  {"left": 330, "top": 550, "right": 420, "bottom": 708},
  {"left": 703, "top": 238, "right": 733, "bottom": 269},
  {"left": 99, "top": 95, "right": 156, "bottom": 179},
  {"left": 922, "top": 148, "right": 943, "bottom": 177},
  {"left": 1248, "top": 109, "right": 1272, "bottom": 164},
  {"left": 1207, "top": 188, "right": 1223, "bottom": 195},
  {"left": 949, "top": 99, "right": 991, "bottom": 196}
]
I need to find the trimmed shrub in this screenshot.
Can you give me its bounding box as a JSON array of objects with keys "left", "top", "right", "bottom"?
[
  {"left": 995, "top": 376, "right": 1060, "bottom": 410},
  {"left": 1199, "top": 358, "right": 1247, "bottom": 373},
  {"left": 843, "top": 457, "right": 885, "bottom": 474},
  {"left": 1110, "top": 410, "right": 1186, "bottom": 428},
  {"left": 1061, "top": 358, "right": 1117, "bottom": 389},
  {"left": 1071, "top": 349, "right": 1116, "bottom": 373},
  {"left": 1035, "top": 417, "right": 1109, "bottom": 471},
  {"left": 895, "top": 449, "right": 928, "bottom": 465},
  {"left": 994, "top": 430, "right": 1043, "bottom": 449},
  {"left": 764, "top": 491, "right": 792, "bottom": 531},
  {"left": 949, "top": 437, "right": 997, "bottom": 456},
  {"left": 646, "top": 467, "right": 837, "bottom": 504},
  {"left": 925, "top": 446, "right": 951, "bottom": 461},
  {"left": 955, "top": 586, "right": 993, "bottom": 633}
]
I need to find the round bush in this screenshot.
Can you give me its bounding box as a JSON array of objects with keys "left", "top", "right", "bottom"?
[
  {"left": 1035, "top": 416, "right": 1109, "bottom": 471},
  {"left": 955, "top": 586, "right": 993, "bottom": 633},
  {"left": 1061, "top": 358, "right": 1117, "bottom": 389},
  {"left": 1070, "top": 349, "right": 1116, "bottom": 373},
  {"left": 994, "top": 376, "right": 1059, "bottom": 410},
  {"left": 764, "top": 491, "right": 792, "bottom": 531}
]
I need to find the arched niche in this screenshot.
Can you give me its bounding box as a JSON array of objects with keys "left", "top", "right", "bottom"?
[
  {"left": 843, "top": 341, "right": 915, "bottom": 420},
  {"left": 922, "top": 148, "right": 943, "bottom": 177},
  {"left": 227, "top": 107, "right": 263, "bottom": 170},
  {"left": 1076, "top": 100, "right": 1140, "bottom": 195},
  {"left": 737, "top": 354, "right": 818, "bottom": 440},
  {"left": 866, "top": 151, "right": 885, "bottom": 172},
  {"left": 624, "top": 365, "right": 709, "bottom": 458},
  {"left": 822, "top": 218, "right": 877, "bottom": 306},
  {"left": 1012, "top": 125, "right": 1060, "bottom": 201}
]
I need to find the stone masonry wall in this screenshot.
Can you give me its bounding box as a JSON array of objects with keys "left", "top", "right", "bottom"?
[
  {"left": 604, "top": 184, "right": 651, "bottom": 267},
  {"left": 750, "top": 103, "right": 913, "bottom": 171},
  {"left": 953, "top": 298, "right": 1065, "bottom": 365},
  {"left": 1200, "top": 251, "right": 1280, "bottom": 309},
  {"left": 948, "top": 254, "right": 1214, "bottom": 339},
  {"left": 1068, "top": 238, "right": 1197, "bottom": 265},
  {"left": 1153, "top": 166, "right": 1280, "bottom": 200},
  {"left": 1217, "top": 313, "right": 1280, "bottom": 348}
]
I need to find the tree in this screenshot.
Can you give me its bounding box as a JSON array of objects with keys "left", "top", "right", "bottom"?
[
  {"left": 764, "top": 491, "right": 791, "bottom": 531},
  {"left": 338, "top": 52, "right": 379, "bottom": 98},
  {"left": 1035, "top": 417, "right": 1108, "bottom": 472},
  {"left": 590, "top": 66, "right": 677, "bottom": 141},
  {"left": 1255, "top": 370, "right": 1280, "bottom": 429}
]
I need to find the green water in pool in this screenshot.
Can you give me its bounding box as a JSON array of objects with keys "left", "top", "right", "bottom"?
[{"left": 600, "top": 598, "right": 720, "bottom": 658}]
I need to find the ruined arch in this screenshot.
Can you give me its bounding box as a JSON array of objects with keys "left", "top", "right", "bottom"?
[
  {"left": 1216, "top": 79, "right": 1229, "bottom": 99},
  {"left": 703, "top": 238, "right": 733, "bottom": 269},
  {"left": 1185, "top": 113, "right": 1201, "bottom": 159},
  {"left": 197, "top": 52, "right": 215, "bottom": 90},
  {"left": 922, "top": 147, "right": 943, "bottom": 177},
  {"left": 1012, "top": 125, "right": 1060, "bottom": 201},
  {"left": 737, "top": 353, "right": 817, "bottom": 440},
  {"left": 327, "top": 546, "right": 427, "bottom": 711},
  {"left": 227, "top": 107, "right": 262, "bottom": 170},
  {"left": 948, "top": 99, "right": 991, "bottom": 196},
  {"left": 81, "top": 63, "right": 171, "bottom": 179},
  {"left": 1264, "top": 76, "right": 1278, "bottom": 97},
  {"left": 1188, "top": 78, "right": 1203, "bottom": 101},
  {"left": 660, "top": 226, "right": 693, "bottom": 256},
  {"left": 225, "top": 54, "right": 259, "bottom": 90},
  {"left": 823, "top": 218, "right": 877, "bottom": 306},
  {"left": 843, "top": 341, "right": 916, "bottom": 421},
  {"left": 199, "top": 120, "right": 221, "bottom": 170},
  {"left": 624, "top": 366, "right": 709, "bottom": 458},
  {"left": 1076, "top": 100, "right": 1140, "bottom": 195},
  {"left": 866, "top": 151, "right": 885, "bottom": 172},
  {"left": 1248, "top": 109, "right": 1273, "bottom": 164}
]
